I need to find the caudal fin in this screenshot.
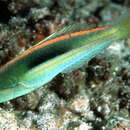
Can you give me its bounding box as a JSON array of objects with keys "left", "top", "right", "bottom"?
[{"left": 116, "top": 9, "right": 130, "bottom": 39}]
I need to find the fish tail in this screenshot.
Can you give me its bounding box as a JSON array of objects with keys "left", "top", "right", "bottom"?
[{"left": 115, "top": 9, "right": 130, "bottom": 39}]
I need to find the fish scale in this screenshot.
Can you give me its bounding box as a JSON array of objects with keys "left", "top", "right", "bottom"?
[{"left": 0, "top": 9, "right": 130, "bottom": 103}]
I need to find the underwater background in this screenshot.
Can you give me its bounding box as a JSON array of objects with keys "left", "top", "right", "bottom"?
[{"left": 0, "top": 0, "right": 129, "bottom": 129}]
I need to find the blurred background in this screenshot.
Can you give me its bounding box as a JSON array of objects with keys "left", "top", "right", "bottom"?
[{"left": 0, "top": 0, "right": 129, "bottom": 129}]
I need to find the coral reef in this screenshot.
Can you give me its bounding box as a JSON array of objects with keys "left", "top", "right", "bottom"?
[{"left": 0, "top": 0, "right": 129, "bottom": 129}]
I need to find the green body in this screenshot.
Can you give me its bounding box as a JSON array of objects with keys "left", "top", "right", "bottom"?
[{"left": 0, "top": 10, "right": 130, "bottom": 103}]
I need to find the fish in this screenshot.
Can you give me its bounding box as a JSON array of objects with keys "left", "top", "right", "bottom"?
[{"left": 0, "top": 10, "right": 130, "bottom": 103}]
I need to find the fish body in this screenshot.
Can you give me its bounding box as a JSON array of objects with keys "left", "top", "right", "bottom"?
[{"left": 0, "top": 10, "right": 130, "bottom": 103}]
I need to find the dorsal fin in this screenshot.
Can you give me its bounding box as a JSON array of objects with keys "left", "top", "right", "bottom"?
[{"left": 34, "top": 23, "right": 97, "bottom": 46}]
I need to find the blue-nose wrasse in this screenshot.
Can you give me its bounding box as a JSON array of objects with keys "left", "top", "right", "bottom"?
[{"left": 0, "top": 10, "right": 130, "bottom": 103}]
